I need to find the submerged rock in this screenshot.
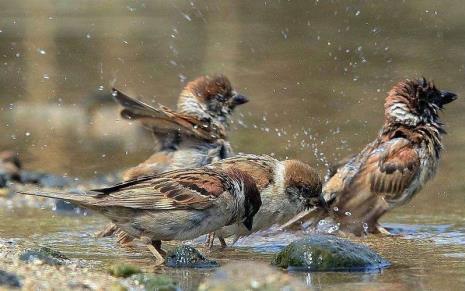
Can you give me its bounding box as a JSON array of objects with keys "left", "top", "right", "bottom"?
[
  {"left": 19, "top": 171, "right": 72, "bottom": 188},
  {"left": 165, "top": 245, "right": 218, "bottom": 268},
  {"left": 108, "top": 263, "right": 142, "bottom": 278},
  {"left": 199, "top": 262, "right": 306, "bottom": 291},
  {"left": 132, "top": 274, "right": 178, "bottom": 291},
  {"left": 0, "top": 270, "right": 21, "bottom": 288},
  {"left": 272, "top": 235, "right": 390, "bottom": 272},
  {"left": 19, "top": 246, "right": 69, "bottom": 266}
]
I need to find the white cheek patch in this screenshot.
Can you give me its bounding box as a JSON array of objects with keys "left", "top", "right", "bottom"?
[{"left": 388, "top": 103, "right": 419, "bottom": 126}]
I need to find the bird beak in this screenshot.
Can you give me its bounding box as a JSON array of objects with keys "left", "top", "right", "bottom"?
[
  {"left": 439, "top": 90, "right": 458, "bottom": 105},
  {"left": 243, "top": 216, "right": 254, "bottom": 231},
  {"left": 231, "top": 93, "right": 249, "bottom": 106},
  {"left": 321, "top": 192, "right": 335, "bottom": 210},
  {"left": 319, "top": 195, "right": 330, "bottom": 210}
]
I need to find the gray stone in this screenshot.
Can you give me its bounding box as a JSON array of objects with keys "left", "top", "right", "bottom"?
[
  {"left": 19, "top": 246, "right": 69, "bottom": 266},
  {"left": 165, "top": 245, "right": 219, "bottom": 268},
  {"left": 0, "top": 270, "right": 21, "bottom": 288}
]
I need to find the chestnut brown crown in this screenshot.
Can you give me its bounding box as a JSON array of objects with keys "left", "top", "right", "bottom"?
[
  {"left": 385, "top": 78, "right": 457, "bottom": 126},
  {"left": 282, "top": 160, "right": 323, "bottom": 209},
  {"left": 183, "top": 74, "right": 249, "bottom": 120}
]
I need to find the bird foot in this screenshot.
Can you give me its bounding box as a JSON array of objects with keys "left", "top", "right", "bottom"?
[
  {"left": 204, "top": 233, "right": 228, "bottom": 251},
  {"left": 141, "top": 237, "right": 166, "bottom": 265},
  {"left": 95, "top": 223, "right": 118, "bottom": 238},
  {"left": 374, "top": 225, "right": 393, "bottom": 236}
]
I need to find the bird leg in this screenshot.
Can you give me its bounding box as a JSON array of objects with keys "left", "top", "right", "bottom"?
[
  {"left": 205, "top": 232, "right": 215, "bottom": 250},
  {"left": 218, "top": 236, "right": 228, "bottom": 249},
  {"left": 205, "top": 233, "right": 228, "bottom": 250},
  {"left": 141, "top": 237, "right": 165, "bottom": 266},
  {"left": 115, "top": 229, "right": 136, "bottom": 247},
  {"left": 152, "top": 240, "right": 167, "bottom": 256}
]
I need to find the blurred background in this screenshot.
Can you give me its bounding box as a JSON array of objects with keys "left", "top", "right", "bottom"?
[{"left": 0, "top": 0, "right": 464, "bottom": 223}]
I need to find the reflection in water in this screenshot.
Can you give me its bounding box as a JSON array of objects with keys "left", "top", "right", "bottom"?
[{"left": 1, "top": 0, "right": 465, "bottom": 289}]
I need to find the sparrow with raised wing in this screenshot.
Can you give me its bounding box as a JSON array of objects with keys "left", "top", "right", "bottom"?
[
  {"left": 19, "top": 167, "right": 261, "bottom": 265},
  {"left": 113, "top": 74, "right": 249, "bottom": 181},
  {"left": 321, "top": 78, "right": 457, "bottom": 235}
]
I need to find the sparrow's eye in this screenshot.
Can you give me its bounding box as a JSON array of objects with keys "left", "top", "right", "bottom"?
[{"left": 215, "top": 93, "right": 230, "bottom": 103}]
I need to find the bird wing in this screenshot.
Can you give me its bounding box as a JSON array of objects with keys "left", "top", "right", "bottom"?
[
  {"left": 89, "top": 168, "right": 232, "bottom": 210},
  {"left": 208, "top": 154, "right": 276, "bottom": 189},
  {"left": 112, "top": 88, "right": 226, "bottom": 141},
  {"left": 349, "top": 138, "right": 420, "bottom": 203}
]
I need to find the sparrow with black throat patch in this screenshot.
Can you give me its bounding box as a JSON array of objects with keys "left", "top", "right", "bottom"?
[
  {"left": 18, "top": 167, "right": 261, "bottom": 265},
  {"left": 204, "top": 154, "right": 323, "bottom": 248},
  {"left": 102, "top": 75, "right": 249, "bottom": 242},
  {"left": 318, "top": 78, "right": 457, "bottom": 235}
]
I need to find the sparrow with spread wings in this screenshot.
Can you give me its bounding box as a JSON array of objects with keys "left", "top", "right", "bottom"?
[
  {"left": 19, "top": 167, "right": 261, "bottom": 265},
  {"left": 319, "top": 78, "right": 457, "bottom": 235},
  {"left": 113, "top": 74, "right": 249, "bottom": 181}
]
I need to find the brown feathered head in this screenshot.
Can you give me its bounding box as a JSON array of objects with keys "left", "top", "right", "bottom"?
[
  {"left": 282, "top": 160, "right": 323, "bottom": 210},
  {"left": 384, "top": 78, "right": 457, "bottom": 126},
  {"left": 177, "top": 75, "right": 249, "bottom": 124}
]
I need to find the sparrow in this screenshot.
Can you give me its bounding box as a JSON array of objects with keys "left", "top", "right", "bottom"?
[
  {"left": 204, "top": 154, "right": 323, "bottom": 248},
  {"left": 320, "top": 78, "right": 457, "bottom": 235},
  {"left": 0, "top": 151, "right": 21, "bottom": 187},
  {"left": 113, "top": 74, "right": 249, "bottom": 181},
  {"left": 102, "top": 75, "right": 249, "bottom": 242},
  {"left": 18, "top": 167, "right": 262, "bottom": 265}
]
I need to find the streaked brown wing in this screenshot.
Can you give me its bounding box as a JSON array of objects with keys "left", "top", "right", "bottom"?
[
  {"left": 90, "top": 168, "right": 230, "bottom": 210},
  {"left": 351, "top": 138, "right": 420, "bottom": 201},
  {"left": 113, "top": 88, "right": 226, "bottom": 141},
  {"left": 209, "top": 154, "right": 276, "bottom": 189}
]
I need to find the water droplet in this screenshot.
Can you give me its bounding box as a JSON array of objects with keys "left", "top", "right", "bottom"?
[
  {"left": 43, "top": 73, "right": 49, "bottom": 79},
  {"left": 86, "top": 33, "right": 91, "bottom": 39},
  {"left": 182, "top": 13, "right": 192, "bottom": 21},
  {"left": 37, "top": 48, "right": 46, "bottom": 55},
  {"left": 362, "top": 223, "right": 369, "bottom": 233},
  {"left": 355, "top": 10, "right": 360, "bottom": 16},
  {"left": 345, "top": 211, "right": 352, "bottom": 216},
  {"left": 333, "top": 206, "right": 339, "bottom": 212},
  {"left": 25, "top": 132, "right": 31, "bottom": 136}
]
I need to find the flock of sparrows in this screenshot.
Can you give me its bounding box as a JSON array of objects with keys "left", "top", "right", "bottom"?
[{"left": 19, "top": 75, "right": 457, "bottom": 265}]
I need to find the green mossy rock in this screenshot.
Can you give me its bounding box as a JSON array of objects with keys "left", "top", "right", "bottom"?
[
  {"left": 108, "top": 263, "right": 142, "bottom": 278},
  {"left": 272, "top": 235, "right": 390, "bottom": 272},
  {"left": 132, "top": 274, "right": 178, "bottom": 291},
  {"left": 165, "top": 245, "right": 219, "bottom": 268}
]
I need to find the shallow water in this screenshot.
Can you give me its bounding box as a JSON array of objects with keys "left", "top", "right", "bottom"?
[{"left": 1, "top": 0, "right": 465, "bottom": 290}]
